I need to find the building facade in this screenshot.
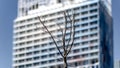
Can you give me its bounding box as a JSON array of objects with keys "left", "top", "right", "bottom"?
[
  {"left": 13, "top": 0, "right": 113, "bottom": 68},
  {"left": 114, "top": 60, "right": 120, "bottom": 68}
]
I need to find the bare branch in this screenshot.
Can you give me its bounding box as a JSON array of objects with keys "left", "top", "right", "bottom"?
[
  {"left": 43, "top": 18, "right": 63, "bottom": 42},
  {"left": 65, "top": 11, "right": 73, "bottom": 50},
  {"left": 35, "top": 20, "right": 49, "bottom": 36},
  {"left": 62, "top": 11, "right": 68, "bottom": 55},
  {"left": 38, "top": 16, "right": 64, "bottom": 58},
  {"left": 66, "top": 11, "right": 75, "bottom": 56}
]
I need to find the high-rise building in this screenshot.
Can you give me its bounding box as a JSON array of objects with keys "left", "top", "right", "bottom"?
[
  {"left": 13, "top": 0, "right": 113, "bottom": 68},
  {"left": 114, "top": 60, "right": 120, "bottom": 68}
]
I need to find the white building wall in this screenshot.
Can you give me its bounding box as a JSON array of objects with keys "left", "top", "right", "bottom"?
[{"left": 13, "top": 0, "right": 102, "bottom": 68}]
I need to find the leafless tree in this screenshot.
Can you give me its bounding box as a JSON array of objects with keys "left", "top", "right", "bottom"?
[{"left": 38, "top": 10, "right": 76, "bottom": 68}]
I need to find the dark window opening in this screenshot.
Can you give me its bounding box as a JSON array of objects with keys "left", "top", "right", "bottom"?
[{"left": 57, "top": 0, "right": 61, "bottom": 3}]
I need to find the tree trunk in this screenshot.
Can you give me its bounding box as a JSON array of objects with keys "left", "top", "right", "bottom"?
[{"left": 64, "top": 57, "right": 68, "bottom": 68}]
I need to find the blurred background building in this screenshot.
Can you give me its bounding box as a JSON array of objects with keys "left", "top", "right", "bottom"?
[
  {"left": 114, "top": 60, "right": 120, "bottom": 68},
  {"left": 13, "top": 0, "right": 113, "bottom": 68}
]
